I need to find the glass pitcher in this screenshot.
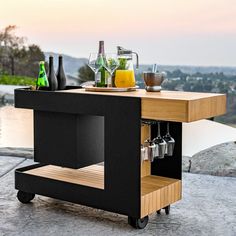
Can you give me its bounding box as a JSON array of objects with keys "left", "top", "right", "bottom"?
[{"left": 115, "top": 46, "right": 139, "bottom": 88}]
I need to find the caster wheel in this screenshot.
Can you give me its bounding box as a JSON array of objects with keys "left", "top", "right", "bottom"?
[
  {"left": 156, "top": 209, "right": 161, "bottom": 214},
  {"left": 17, "top": 190, "right": 35, "bottom": 204},
  {"left": 164, "top": 205, "right": 170, "bottom": 215},
  {"left": 128, "top": 216, "right": 149, "bottom": 229}
]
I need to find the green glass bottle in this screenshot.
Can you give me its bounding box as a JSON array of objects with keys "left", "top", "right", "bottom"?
[
  {"left": 36, "top": 61, "right": 49, "bottom": 89},
  {"left": 96, "top": 41, "right": 107, "bottom": 87}
]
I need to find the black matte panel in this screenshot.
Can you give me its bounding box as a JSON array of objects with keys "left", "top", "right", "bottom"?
[
  {"left": 76, "top": 115, "right": 104, "bottom": 167},
  {"left": 34, "top": 112, "right": 104, "bottom": 168},
  {"left": 151, "top": 122, "right": 182, "bottom": 180},
  {"left": 15, "top": 91, "right": 141, "bottom": 218},
  {"left": 34, "top": 111, "right": 76, "bottom": 167}
]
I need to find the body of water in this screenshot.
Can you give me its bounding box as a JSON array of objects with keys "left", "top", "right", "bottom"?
[
  {"left": 0, "top": 105, "right": 33, "bottom": 148},
  {"left": 0, "top": 82, "right": 236, "bottom": 156},
  {"left": 0, "top": 105, "right": 236, "bottom": 156}
]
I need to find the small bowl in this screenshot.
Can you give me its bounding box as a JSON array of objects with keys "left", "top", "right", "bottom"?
[{"left": 143, "top": 72, "right": 166, "bottom": 92}]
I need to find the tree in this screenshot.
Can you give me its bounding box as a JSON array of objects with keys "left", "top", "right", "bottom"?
[
  {"left": 78, "top": 64, "right": 94, "bottom": 83},
  {"left": 0, "top": 25, "right": 25, "bottom": 75},
  {"left": 25, "top": 44, "right": 45, "bottom": 77},
  {"left": 170, "top": 69, "right": 186, "bottom": 78},
  {"left": 183, "top": 82, "right": 191, "bottom": 91},
  {"left": 0, "top": 25, "right": 45, "bottom": 77}
]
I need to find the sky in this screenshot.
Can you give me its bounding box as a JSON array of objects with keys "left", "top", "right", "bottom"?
[{"left": 0, "top": 0, "right": 236, "bottom": 66}]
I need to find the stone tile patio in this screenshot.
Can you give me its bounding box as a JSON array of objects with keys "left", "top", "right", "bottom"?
[{"left": 0, "top": 156, "right": 236, "bottom": 236}]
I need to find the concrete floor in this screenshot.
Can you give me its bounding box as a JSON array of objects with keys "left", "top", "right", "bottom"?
[{"left": 0, "top": 156, "right": 236, "bottom": 236}]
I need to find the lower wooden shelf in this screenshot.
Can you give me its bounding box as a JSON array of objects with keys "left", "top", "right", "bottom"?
[
  {"left": 141, "top": 175, "right": 181, "bottom": 218},
  {"left": 25, "top": 164, "right": 105, "bottom": 190},
  {"left": 25, "top": 164, "right": 182, "bottom": 218}
]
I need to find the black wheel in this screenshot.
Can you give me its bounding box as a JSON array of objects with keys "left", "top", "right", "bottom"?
[
  {"left": 156, "top": 209, "right": 161, "bottom": 214},
  {"left": 164, "top": 205, "right": 170, "bottom": 215},
  {"left": 17, "top": 190, "right": 35, "bottom": 204},
  {"left": 128, "top": 216, "right": 149, "bottom": 229}
]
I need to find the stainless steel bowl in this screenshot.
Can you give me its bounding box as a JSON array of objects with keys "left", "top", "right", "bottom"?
[{"left": 143, "top": 72, "right": 166, "bottom": 92}]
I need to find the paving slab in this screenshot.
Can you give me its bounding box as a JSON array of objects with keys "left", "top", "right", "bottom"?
[
  {"left": 0, "top": 148, "right": 33, "bottom": 159},
  {"left": 0, "top": 157, "right": 235, "bottom": 236},
  {"left": 0, "top": 156, "right": 25, "bottom": 177}
]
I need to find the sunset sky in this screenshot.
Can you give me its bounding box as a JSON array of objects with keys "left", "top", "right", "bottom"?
[{"left": 0, "top": 0, "right": 236, "bottom": 66}]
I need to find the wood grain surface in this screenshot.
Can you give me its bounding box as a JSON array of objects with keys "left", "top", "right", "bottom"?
[
  {"left": 25, "top": 164, "right": 182, "bottom": 218},
  {"left": 58, "top": 89, "right": 226, "bottom": 122},
  {"left": 141, "top": 176, "right": 182, "bottom": 218},
  {"left": 141, "top": 124, "right": 151, "bottom": 178}
]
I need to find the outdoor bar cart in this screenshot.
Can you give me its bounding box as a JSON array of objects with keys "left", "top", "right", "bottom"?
[{"left": 14, "top": 87, "right": 226, "bottom": 229}]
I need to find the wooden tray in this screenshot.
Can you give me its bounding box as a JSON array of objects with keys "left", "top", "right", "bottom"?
[{"left": 84, "top": 86, "right": 138, "bottom": 92}]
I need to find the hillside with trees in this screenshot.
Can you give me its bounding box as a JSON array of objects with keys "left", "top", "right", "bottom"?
[
  {"left": 0, "top": 25, "right": 235, "bottom": 126},
  {"left": 0, "top": 25, "right": 45, "bottom": 84},
  {"left": 78, "top": 64, "right": 236, "bottom": 125},
  {"left": 136, "top": 70, "right": 236, "bottom": 125}
]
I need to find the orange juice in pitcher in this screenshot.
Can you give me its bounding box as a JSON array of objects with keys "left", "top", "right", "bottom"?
[{"left": 115, "top": 46, "right": 139, "bottom": 88}]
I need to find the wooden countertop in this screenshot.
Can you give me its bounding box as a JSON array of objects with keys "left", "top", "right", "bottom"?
[{"left": 58, "top": 89, "right": 226, "bottom": 122}]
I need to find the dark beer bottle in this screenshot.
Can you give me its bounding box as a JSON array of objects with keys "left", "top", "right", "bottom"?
[
  {"left": 56, "top": 55, "right": 67, "bottom": 90},
  {"left": 48, "top": 56, "right": 58, "bottom": 91}
]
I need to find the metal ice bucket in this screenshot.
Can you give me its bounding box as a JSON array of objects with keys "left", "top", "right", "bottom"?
[{"left": 143, "top": 72, "right": 166, "bottom": 92}]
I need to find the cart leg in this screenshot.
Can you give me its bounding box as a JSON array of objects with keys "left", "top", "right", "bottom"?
[
  {"left": 164, "top": 205, "right": 170, "bottom": 215},
  {"left": 156, "top": 205, "right": 171, "bottom": 215},
  {"left": 17, "top": 190, "right": 35, "bottom": 204},
  {"left": 128, "top": 215, "right": 149, "bottom": 229}
]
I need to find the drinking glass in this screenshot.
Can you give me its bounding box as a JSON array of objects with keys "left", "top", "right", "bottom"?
[
  {"left": 163, "top": 122, "right": 175, "bottom": 156},
  {"left": 153, "top": 122, "right": 167, "bottom": 159},
  {"left": 142, "top": 120, "right": 157, "bottom": 162},
  {"left": 104, "top": 53, "right": 120, "bottom": 87},
  {"left": 87, "top": 53, "right": 104, "bottom": 85}
]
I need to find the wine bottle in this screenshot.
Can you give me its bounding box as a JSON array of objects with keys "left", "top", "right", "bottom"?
[
  {"left": 56, "top": 55, "right": 67, "bottom": 90},
  {"left": 48, "top": 56, "right": 58, "bottom": 91},
  {"left": 36, "top": 61, "right": 49, "bottom": 90},
  {"left": 96, "top": 41, "right": 107, "bottom": 87}
]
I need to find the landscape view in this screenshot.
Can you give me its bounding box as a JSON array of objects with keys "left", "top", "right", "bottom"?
[
  {"left": 0, "top": 0, "right": 236, "bottom": 235},
  {"left": 0, "top": 24, "right": 235, "bottom": 126}
]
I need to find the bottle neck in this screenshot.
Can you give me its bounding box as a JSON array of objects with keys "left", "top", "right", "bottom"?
[
  {"left": 49, "top": 57, "right": 54, "bottom": 70},
  {"left": 58, "top": 56, "right": 63, "bottom": 66},
  {"left": 98, "top": 41, "right": 105, "bottom": 55},
  {"left": 40, "top": 64, "right": 45, "bottom": 70}
]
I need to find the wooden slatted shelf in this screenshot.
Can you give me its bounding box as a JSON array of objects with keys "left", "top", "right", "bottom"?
[
  {"left": 25, "top": 164, "right": 105, "bottom": 190},
  {"left": 25, "top": 164, "right": 181, "bottom": 218},
  {"left": 141, "top": 175, "right": 181, "bottom": 218}
]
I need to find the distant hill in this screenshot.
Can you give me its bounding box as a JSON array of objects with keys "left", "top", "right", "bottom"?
[
  {"left": 44, "top": 52, "right": 87, "bottom": 77},
  {"left": 44, "top": 52, "right": 236, "bottom": 76},
  {"left": 138, "top": 65, "right": 236, "bottom": 76}
]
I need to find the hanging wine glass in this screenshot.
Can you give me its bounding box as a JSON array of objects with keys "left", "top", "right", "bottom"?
[
  {"left": 163, "top": 122, "right": 175, "bottom": 156},
  {"left": 104, "top": 53, "right": 120, "bottom": 87},
  {"left": 144, "top": 135, "right": 156, "bottom": 162},
  {"left": 87, "top": 53, "right": 104, "bottom": 86},
  {"left": 153, "top": 122, "right": 167, "bottom": 159}
]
